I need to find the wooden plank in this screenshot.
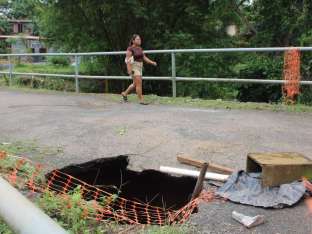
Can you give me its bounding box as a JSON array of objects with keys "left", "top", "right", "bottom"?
[
  {"left": 177, "top": 155, "right": 234, "bottom": 174},
  {"left": 191, "top": 163, "right": 208, "bottom": 200},
  {"left": 208, "top": 162, "right": 234, "bottom": 175},
  {"left": 177, "top": 155, "right": 205, "bottom": 168}
]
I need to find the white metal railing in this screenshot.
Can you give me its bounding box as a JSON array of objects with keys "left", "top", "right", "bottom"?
[{"left": 0, "top": 47, "right": 312, "bottom": 97}]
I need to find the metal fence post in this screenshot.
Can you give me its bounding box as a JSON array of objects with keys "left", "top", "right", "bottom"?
[
  {"left": 8, "top": 56, "right": 12, "bottom": 86},
  {"left": 31, "top": 75, "right": 34, "bottom": 88},
  {"left": 171, "top": 52, "right": 176, "bottom": 98},
  {"left": 74, "top": 55, "right": 80, "bottom": 93}
]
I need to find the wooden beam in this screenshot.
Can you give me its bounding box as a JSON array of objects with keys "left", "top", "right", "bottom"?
[
  {"left": 191, "top": 163, "right": 208, "bottom": 200},
  {"left": 177, "top": 155, "right": 234, "bottom": 174}
]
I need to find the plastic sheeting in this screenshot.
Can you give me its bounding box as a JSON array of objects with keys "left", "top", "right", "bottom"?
[{"left": 216, "top": 171, "right": 306, "bottom": 208}]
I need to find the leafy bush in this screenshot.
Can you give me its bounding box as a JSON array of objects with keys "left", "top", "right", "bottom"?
[
  {"left": 80, "top": 57, "right": 106, "bottom": 75},
  {"left": 0, "top": 40, "right": 9, "bottom": 54},
  {"left": 11, "top": 76, "right": 75, "bottom": 92},
  {"left": 48, "top": 56, "right": 70, "bottom": 66},
  {"left": 235, "top": 55, "right": 283, "bottom": 103},
  {"left": 298, "top": 86, "right": 312, "bottom": 105},
  {"left": 0, "top": 219, "right": 13, "bottom": 234}
]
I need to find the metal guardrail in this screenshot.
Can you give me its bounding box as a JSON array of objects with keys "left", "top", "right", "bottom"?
[{"left": 1, "top": 47, "right": 312, "bottom": 97}]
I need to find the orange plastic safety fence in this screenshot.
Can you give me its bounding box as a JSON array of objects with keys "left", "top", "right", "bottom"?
[
  {"left": 0, "top": 153, "right": 215, "bottom": 225},
  {"left": 283, "top": 49, "right": 301, "bottom": 103}
]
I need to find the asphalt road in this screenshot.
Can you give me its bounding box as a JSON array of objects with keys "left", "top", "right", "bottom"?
[{"left": 1, "top": 87, "right": 312, "bottom": 234}]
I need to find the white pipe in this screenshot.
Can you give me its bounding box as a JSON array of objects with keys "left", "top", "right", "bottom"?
[
  {"left": 159, "top": 166, "right": 229, "bottom": 182},
  {"left": 0, "top": 176, "right": 68, "bottom": 234}
]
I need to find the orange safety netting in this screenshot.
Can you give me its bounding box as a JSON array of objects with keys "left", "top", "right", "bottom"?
[
  {"left": 0, "top": 151, "right": 215, "bottom": 225},
  {"left": 282, "top": 49, "right": 301, "bottom": 103}
]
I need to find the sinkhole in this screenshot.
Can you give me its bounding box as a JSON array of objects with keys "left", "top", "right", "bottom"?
[{"left": 46, "top": 155, "right": 197, "bottom": 224}]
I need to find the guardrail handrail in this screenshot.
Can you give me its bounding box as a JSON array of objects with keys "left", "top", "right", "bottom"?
[
  {"left": 1, "top": 47, "right": 311, "bottom": 96},
  {"left": 1, "top": 47, "right": 312, "bottom": 57}
]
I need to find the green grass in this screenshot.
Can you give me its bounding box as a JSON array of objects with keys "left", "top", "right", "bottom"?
[
  {"left": 0, "top": 140, "right": 63, "bottom": 161},
  {"left": 0, "top": 140, "right": 38, "bottom": 155},
  {"left": 105, "top": 93, "right": 312, "bottom": 113},
  {"left": 141, "top": 225, "right": 194, "bottom": 234},
  {"left": 0, "top": 218, "right": 13, "bottom": 234},
  {"left": 0, "top": 83, "right": 74, "bottom": 94},
  {"left": 8, "top": 62, "right": 101, "bottom": 75},
  {"left": 37, "top": 187, "right": 120, "bottom": 234},
  {"left": 12, "top": 63, "right": 75, "bottom": 74}
]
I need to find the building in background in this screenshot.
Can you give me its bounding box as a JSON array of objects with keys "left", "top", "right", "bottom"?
[{"left": 0, "top": 19, "right": 47, "bottom": 57}]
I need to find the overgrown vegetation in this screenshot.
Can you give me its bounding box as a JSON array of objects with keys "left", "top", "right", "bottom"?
[
  {"left": 48, "top": 56, "right": 70, "bottom": 66},
  {"left": 0, "top": 218, "right": 13, "bottom": 234},
  {"left": 13, "top": 63, "right": 74, "bottom": 74},
  {"left": 1, "top": 61, "right": 109, "bottom": 92},
  {"left": 37, "top": 187, "right": 120, "bottom": 234}
]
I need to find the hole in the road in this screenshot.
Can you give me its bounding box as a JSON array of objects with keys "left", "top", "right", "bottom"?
[{"left": 46, "top": 155, "right": 197, "bottom": 212}]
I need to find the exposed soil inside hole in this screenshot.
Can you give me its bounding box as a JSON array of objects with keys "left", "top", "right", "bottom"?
[{"left": 46, "top": 155, "right": 197, "bottom": 210}]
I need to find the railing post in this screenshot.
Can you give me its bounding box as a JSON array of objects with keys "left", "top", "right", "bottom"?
[
  {"left": 74, "top": 55, "right": 80, "bottom": 93},
  {"left": 171, "top": 52, "right": 176, "bottom": 98},
  {"left": 8, "top": 56, "right": 12, "bottom": 86},
  {"left": 31, "top": 75, "right": 34, "bottom": 88}
]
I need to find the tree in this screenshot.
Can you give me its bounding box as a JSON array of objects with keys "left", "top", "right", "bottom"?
[
  {"left": 250, "top": 0, "right": 312, "bottom": 46},
  {"left": 235, "top": 0, "right": 312, "bottom": 103}
]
